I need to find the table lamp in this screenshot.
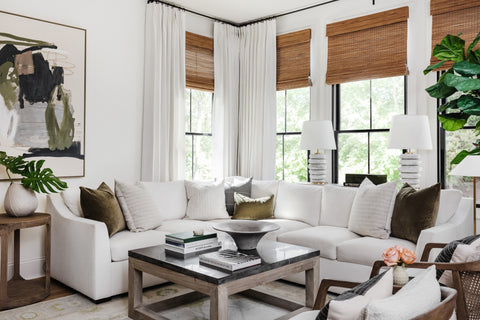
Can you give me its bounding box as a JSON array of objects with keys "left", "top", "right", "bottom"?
[
  {"left": 387, "top": 115, "right": 433, "bottom": 189},
  {"left": 450, "top": 155, "right": 480, "bottom": 235},
  {"left": 300, "top": 120, "right": 336, "bottom": 184}
]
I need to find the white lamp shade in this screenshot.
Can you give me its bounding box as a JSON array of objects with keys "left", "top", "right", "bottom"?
[
  {"left": 387, "top": 115, "right": 433, "bottom": 150},
  {"left": 300, "top": 120, "right": 336, "bottom": 151},
  {"left": 450, "top": 155, "right": 480, "bottom": 177}
]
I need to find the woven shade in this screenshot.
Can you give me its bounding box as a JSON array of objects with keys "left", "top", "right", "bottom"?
[
  {"left": 430, "top": 0, "right": 480, "bottom": 70},
  {"left": 276, "top": 29, "right": 311, "bottom": 91},
  {"left": 325, "top": 7, "right": 409, "bottom": 85},
  {"left": 186, "top": 32, "right": 214, "bottom": 91}
]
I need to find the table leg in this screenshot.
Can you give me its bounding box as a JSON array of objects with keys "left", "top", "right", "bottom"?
[
  {"left": 0, "top": 231, "right": 8, "bottom": 302},
  {"left": 13, "top": 230, "right": 21, "bottom": 280},
  {"left": 210, "top": 286, "right": 228, "bottom": 320},
  {"left": 128, "top": 259, "right": 143, "bottom": 317},
  {"left": 45, "top": 221, "right": 51, "bottom": 292},
  {"left": 305, "top": 260, "right": 320, "bottom": 308}
]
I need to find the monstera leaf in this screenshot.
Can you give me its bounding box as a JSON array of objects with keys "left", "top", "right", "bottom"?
[
  {"left": 21, "top": 160, "right": 67, "bottom": 193},
  {"left": 0, "top": 151, "right": 26, "bottom": 177}
]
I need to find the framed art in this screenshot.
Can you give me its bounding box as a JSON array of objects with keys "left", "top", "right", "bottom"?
[{"left": 0, "top": 10, "right": 86, "bottom": 179}]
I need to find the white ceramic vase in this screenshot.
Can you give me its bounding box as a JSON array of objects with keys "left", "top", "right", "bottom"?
[
  {"left": 4, "top": 182, "right": 38, "bottom": 217},
  {"left": 393, "top": 265, "right": 409, "bottom": 285}
]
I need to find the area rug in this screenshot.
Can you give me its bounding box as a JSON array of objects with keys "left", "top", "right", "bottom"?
[{"left": 0, "top": 280, "right": 314, "bottom": 320}]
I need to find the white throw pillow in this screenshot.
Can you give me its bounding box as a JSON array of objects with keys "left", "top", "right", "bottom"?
[
  {"left": 320, "top": 185, "right": 357, "bottom": 227},
  {"left": 185, "top": 180, "right": 229, "bottom": 220},
  {"left": 61, "top": 188, "right": 83, "bottom": 217},
  {"left": 348, "top": 179, "right": 398, "bottom": 239},
  {"left": 275, "top": 182, "right": 322, "bottom": 226},
  {"left": 141, "top": 180, "right": 187, "bottom": 220},
  {"left": 115, "top": 180, "right": 162, "bottom": 232},
  {"left": 252, "top": 179, "right": 280, "bottom": 199},
  {"left": 361, "top": 265, "right": 441, "bottom": 320}
]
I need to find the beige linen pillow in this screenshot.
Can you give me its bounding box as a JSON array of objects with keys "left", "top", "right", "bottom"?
[{"left": 185, "top": 180, "right": 230, "bottom": 220}]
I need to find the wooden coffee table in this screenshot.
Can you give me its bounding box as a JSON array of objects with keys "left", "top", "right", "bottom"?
[{"left": 128, "top": 241, "right": 320, "bottom": 320}]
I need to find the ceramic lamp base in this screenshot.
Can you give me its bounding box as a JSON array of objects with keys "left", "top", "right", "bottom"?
[
  {"left": 308, "top": 153, "right": 327, "bottom": 184},
  {"left": 398, "top": 153, "right": 421, "bottom": 189}
]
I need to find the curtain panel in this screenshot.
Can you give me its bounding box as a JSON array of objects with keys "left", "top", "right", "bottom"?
[{"left": 141, "top": 3, "right": 186, "bottom": 181}]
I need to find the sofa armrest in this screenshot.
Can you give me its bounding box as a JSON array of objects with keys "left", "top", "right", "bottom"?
[{"left": 47, "top": 194, "right": 112, "bottom": 300}]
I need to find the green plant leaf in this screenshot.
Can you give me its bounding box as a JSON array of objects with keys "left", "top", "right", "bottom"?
[
  {"left": 451, "top": 147, "right": 480, "bottom": 165},
  {"left": 452, "top": 60, "right": 480, "bottom": 77},
  {"left": 432, "top": 34, "right": 465, "bottom": 62},
  {"left": 444, "top": 73, "right": 480, "bottom": 91},
  {"left": 426, "top": 81, "right": 457, "bottom": 99},
  {"left": 476, "top": 121, "right": 480, "bottom": 135},
  {"left": 0, "top": 152, "right": 26, "bottom": 180},
  {"left": 423, "top": 61, "right": 446, "bottom": 75},
  {"left": 21, "top": 160, "right": 67, "bottom": 193},
  {"left": 438, "top": 112, "right": 469, "bottom": 131},
  {"left": 457, "top": 95, "right": 480, "bottom": 115},
  {"left": 467, "top": 32, "right": 480, "bottom": 55},
  {"left": 438, "top": 99, "right": 458, "bottom": 113}
]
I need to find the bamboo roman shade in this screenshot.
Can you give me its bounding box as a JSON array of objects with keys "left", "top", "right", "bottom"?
[
  {"left": 430, "top": 0, "right": 480, "bottom": 69},
  {"left": 325, "top": 7, "right": 409, "bottom": 85},
  {"left": 186, "top": 32, "right": 214, "bottom": 91},
  {"left": 276, "top": 29, "right": 311, "bottom": 91}
]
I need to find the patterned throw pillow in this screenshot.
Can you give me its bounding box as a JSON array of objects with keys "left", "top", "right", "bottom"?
[{"left": 316, "top": 268, "right": 393, "bottom": 320}]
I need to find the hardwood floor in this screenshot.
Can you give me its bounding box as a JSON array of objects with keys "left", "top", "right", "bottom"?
[{"left": 44, "top": 279, "right": 77, "bottom": 301}]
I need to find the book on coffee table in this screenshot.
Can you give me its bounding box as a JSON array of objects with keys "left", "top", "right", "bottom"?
[
  {"left": 165, "top": 241, "right": 221, "bottom": 255},
  {"left": 165, "top": 231, "right": 217, "bottom": 244},
  {"left": 199, "top": 249, "right": 261, "bottom": 272}
]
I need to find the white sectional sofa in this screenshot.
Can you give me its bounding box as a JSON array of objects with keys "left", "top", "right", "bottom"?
[{"left": 46, "top": 179, "right": 473, "bottom": 301}]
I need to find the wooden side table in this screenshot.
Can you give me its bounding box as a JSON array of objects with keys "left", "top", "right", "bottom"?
[{"left": 0, "top": 213, "right": 51, "bottom": 310}]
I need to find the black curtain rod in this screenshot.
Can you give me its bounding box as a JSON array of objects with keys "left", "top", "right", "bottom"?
[{"left": 147, "top": 0, "right": 340, "bottom": 27}]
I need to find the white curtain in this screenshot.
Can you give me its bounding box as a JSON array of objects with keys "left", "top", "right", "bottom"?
[
  {"left": 237, "top": 20, "right": 277, "bottom": 179},
  {"left": 141, "top": 3, "right": 186, "bottom": 182},
  {"left": 212, "top": 23, "right": 240, "bottom": 179}
]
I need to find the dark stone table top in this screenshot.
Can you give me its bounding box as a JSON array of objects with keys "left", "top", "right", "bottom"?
[{"left": 129, "top": 241, "right": 319, "bottom": 285}]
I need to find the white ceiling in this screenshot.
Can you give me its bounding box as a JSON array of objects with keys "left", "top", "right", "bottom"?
[{"left": 166, "top": 0, "right": 336, "bottom": 24}]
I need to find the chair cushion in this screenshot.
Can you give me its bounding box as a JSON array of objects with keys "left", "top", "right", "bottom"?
[
  {"left": 390, "top": 183, "right": 441, "bottom": 243},
  {"left": 232, "top": 193, "right": 274, "bottom": 220},
  {"left": 337, "top": 237, "right": 415, "bottom": 266},
  {"left": 348, "top": 179, "right": 398, "bottom": 239},
  {"left": 110, "top": 229, "right": 166, "bottom": 261},
  {"left": 141, "top": 180, "right": 187, "bottom": 220},
  {"left": 278, "top": 226, "right": 360, "bottom": 260},
  {"left": 224, "top": 177, "right": 252, "bottom": 215},
  {"left": 317, "top": 268, "right": 393, "bottom": 320},
  {"left": 435, "top": 189, "right": 462, "bottom": 225},
  {"left": 320, "top": 185, "right": 357, "bottom": 227},
  {"left": 184, "top": 180, "right": 230, "bottom": 220},
  {"left": 275, "top": 182, "right": 322, "bottom": 226},
  {"left": 361, "top": 266, "right": 440, "bottom": 320}
]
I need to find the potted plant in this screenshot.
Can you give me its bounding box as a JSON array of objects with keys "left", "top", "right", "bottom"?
[
  {"left": 424, "top": 32, "right": 480, "bottom": 165},
  {"left": 0, "top": 151, "right": 67, "bottom": 217}
]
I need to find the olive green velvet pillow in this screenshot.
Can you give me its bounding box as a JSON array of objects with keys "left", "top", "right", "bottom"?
[
  {"left": 80, "top": 182, "right": 126, "bottom": 237},
  {"left": 232, "top": 192, "right": 274, "bottom": 220},
  {"left": 390, "top": 183, "right": 441, "bottom": 243}
]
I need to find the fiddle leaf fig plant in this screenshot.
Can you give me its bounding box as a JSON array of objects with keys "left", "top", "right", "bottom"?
[
  {"left": 424, "top": 32, "right": 480, "bottom": 164},
  {"left": 0, "top": 151, "right": 67, "bottom": 193}
]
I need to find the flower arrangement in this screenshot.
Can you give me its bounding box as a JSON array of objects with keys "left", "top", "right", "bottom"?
[{"left": 382, "top": 245, "right": 416, "bottom": 267}]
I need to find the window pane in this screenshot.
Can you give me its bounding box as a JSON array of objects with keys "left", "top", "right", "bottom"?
[
  {"left": 277, "top": 91, "right": 286, "bottom": 133},
  {"left": 286, "top": 87, "right": 310, "bottom": 132},
  {"left": 185, "top": 89, "right": 191, "bottom": 132},
  {"left": 275, "top": 135, "right": 284, "bottom": 180},
  {"left": 191, "top": 90, "right": 212, "bottom": 133},
  {"left": 340, "top": 80, "right": 370, "bottom": 130},
  {"left": 338, "top": 133, "right": 368, "bottom": 185},
  {"left": 370, "top": 132, "right": 401, "bottom": 181},
  {"left": 283, "top": 135, "right": 307, "bottom": 182},
  {"left": 466, "top": 115, "right": 480, "bottom": 127},
  {"left": 371, "top": 77, "right": 404, "bottom": 129},
  {"left": 192, "top": 135, "right": 212, "bottom": 180},
  {"left": 185, "top": 135, "right": 193, "bottom": 180}
]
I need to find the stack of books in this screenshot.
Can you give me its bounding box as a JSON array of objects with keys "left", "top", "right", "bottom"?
[
  {"left": 165, "top": 231, "right": 220, "bottom": 257},
  {"left": 199, "top": 249, "right": 261, "bottom": 272}
]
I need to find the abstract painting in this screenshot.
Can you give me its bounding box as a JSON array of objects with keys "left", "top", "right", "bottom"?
[{"left": 0, "top": 11, "right": 86, "bottom": 179}]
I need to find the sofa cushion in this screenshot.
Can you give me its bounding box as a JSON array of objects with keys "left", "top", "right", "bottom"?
[
  {"left": 184, "top": 180, "right": 230, "bottom": 220},
  {"left": 80, "top": 182, "right": 126, "bottom": 237},
  {"left": 110, "top": 229, "right": 166, "bottom": 261},
  {"left": 115, "top": 180, "right": 162, "bottom": 232},
  {"left": 156, "top": 219, "right": 217, "bottom": 235},
  {"left": 252, "top": 180, "right": 280, "bottom": 208},
  {"left": 348, "top": 179, "right": 398, "bottom": 239},
  {"left": 320, "top": 185, "right": 357, "bottom": 227},
  {"left": 337, "top": 236, "right": 416, "bottom": 266},
  {"left": 224, "top": 177, "right": 252, "bottom": 215},
  {"left": 61, "top": 187, "right": 83, "bottom": 217},
  {"left": 390, "top": 183, "right": 441, "bottom": 243},
  {"left": 436, "top": 189, "right": 462, "bottom": 225},
  {"left": 141, "top": 180, "right": 187, "bottom": 220},
  {"left": 278, "top": 226, "right": 361, "bottom": 260},
  {"left": 275, "top": 182, "right": 322, "bottom": 226},
  {"left": 232, "top": 193, "right": 274, "bottom": 220},
  {"left": 256, "top": 219, "right": 311, "bottom": 241}
]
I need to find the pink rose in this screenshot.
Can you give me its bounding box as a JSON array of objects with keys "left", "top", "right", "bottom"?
[
  {"left": 382, "top": 247, "right": 400, "bottom": 266},
  {"left": 400, "top": 248, "right": 416, "bottom": 265}
]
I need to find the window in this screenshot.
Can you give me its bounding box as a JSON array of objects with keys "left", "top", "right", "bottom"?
[
  {"left": 276, "top": 87, "right": 310, "bottom": 182},
  {"left": 185, "top": 89, "right": 213, "bottom": 180},
  {"left": 334, "top": 76, "right": 405, "bottom": 185}
]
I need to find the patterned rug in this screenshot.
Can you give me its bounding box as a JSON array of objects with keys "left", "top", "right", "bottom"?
[{"left": 0, "top": 280, "right": 311, "bottom": 320}]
